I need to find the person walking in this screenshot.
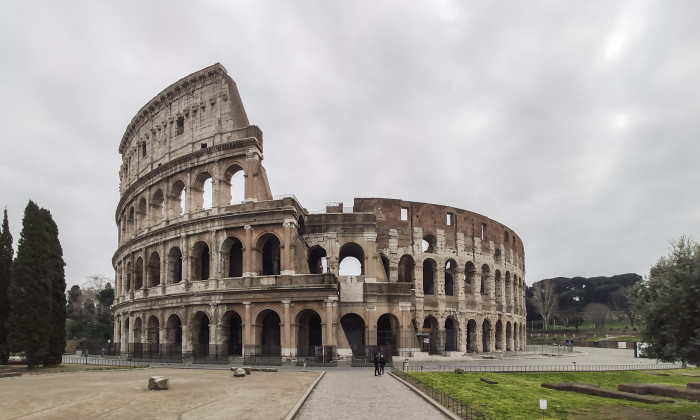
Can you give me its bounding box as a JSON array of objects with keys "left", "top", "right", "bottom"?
[
  {"left": 373, "top": 354, "right": 380, "bottom": 376},
  {"left": 379, "top": 354, "right": 386, "bottom": 375}
]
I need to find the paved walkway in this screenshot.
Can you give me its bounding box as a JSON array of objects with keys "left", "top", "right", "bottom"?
[{"left": 296, "top": 369, "right": 449, "bottom": 420}]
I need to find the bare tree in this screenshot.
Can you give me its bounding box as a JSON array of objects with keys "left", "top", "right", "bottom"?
[
  {"left": 584, "top": 303, "right": 609, "bottom": 329},
  {"left": 530, "top": 281, "right": 558, "bottom": 330}
]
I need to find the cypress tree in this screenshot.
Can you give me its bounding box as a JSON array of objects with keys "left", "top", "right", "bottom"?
[
  {"left": 0, "top": 208, "right": 13, "bottom": 364},
  {"left": 7, "top": 201, "right": 65, "bottom": 368}
]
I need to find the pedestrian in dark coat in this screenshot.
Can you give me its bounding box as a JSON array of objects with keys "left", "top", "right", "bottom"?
[
  {"left": 373, "top": 354, "right": 380, "bottom": 376},
  {"left": 379, "top": 354, "right": 386, "bottom": 375}
]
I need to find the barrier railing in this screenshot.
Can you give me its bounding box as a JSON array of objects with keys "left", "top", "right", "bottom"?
[
  {"left": 402, "top": 362, "right": 683, "bottom": 373},
  {"left": 61, "top": 355, "right": 149, "bottom": 368},
  {"left": 393, "top": 369, "right": 494, "bottom": 420}
]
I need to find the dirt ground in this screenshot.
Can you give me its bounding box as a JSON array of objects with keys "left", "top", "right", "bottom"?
[{"left": 0, "top": 367, "right": 321, "bottom": 420}]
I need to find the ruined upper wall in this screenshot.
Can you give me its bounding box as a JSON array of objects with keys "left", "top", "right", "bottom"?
[
  {"left": 353, "top": 197, "right": 525, "bottom": 263},
  {"left": 118, "top": 63, "right": 261, "bottom": 192}
]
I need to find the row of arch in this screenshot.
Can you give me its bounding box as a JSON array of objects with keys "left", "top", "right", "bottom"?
[{"left": 119, "top": 164, "right": 245, "bottom": 242}]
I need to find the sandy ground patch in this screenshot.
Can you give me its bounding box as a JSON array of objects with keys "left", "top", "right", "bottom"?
[{"left": 0, "top": 367, "right": 321, "bottom": 420}]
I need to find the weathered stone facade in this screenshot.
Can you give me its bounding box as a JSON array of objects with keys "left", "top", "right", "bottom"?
[{"left": 112, "top": 63, "right": 526, "bottom": 362}]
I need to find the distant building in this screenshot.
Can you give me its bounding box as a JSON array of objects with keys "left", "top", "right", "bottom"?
[{"left": 112, "top": 63, "right": 526, "bottom": 362}]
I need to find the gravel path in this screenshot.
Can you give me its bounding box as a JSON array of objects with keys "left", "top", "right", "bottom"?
[{"left": 296, "top": 369, "right": 450, "bottom": 420}]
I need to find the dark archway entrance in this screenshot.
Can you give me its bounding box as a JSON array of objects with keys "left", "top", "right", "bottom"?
[
  {"left": 377, "top": 314, "right": 399, "bottom": 356},
  {"left": 297, "top": 310, "right": 322, "bottom": 357},
  {"left": 224, "top": 311, "right": 243, "bottom": 356},
  {"left": 193, "top": 312, "right": 210, "bottom": 361},
  {"left": 260, "top": 311, "right": 281, "bottom": 356},
  {"left": 340, "top": 313, "right": 365, "bottom": 356},
  {"left": 445, "top": 318, "right": 458, "bottom": 352},
  {"left": 466, "top": 319, "right": 477, "bottom": 352}
]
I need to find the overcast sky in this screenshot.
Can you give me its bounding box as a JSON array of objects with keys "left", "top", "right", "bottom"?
[{"left": 1, "top": 0, "right": 699, "bottom": 288}]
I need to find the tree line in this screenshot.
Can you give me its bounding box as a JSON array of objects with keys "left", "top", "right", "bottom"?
[{"left": 0, "top": 202, "right": 66, "bottom": 368}]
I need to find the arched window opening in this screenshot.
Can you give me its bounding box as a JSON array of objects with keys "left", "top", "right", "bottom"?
[
  {"left": 151, "top": 189, "right": 164, "bottom": 223},
  {"left": 422, "top": 316, "right": 440, "bottom": 354},
  {"left": 224, "top": 165, "right": 245, "bottom": 205},
  {"left": 505, "top": 272, "right": 512, "bottom": 306},
  {"left": 466, "top": 319, "right": 478, "bottom": 353},
  {"left": 165, "top": 315, "right": 183, "bottom": 354},
  {"left": 445, "top": 318, "right": 458, "bottom": 352},
  {"left": 126, "top": 261, "right": 132, "bottom": 292},
  {"left": 167, "top": 247, "right": 183, "bottom": 284},
  {"left": 137, "top": 197, "right": 147, "bottom": 231},
  {"left": 134, "top": 257, "right": 144, "bottom": 290},
  {"left": 259, "top": 310, "right": 281, "bottom": 357},
  {"left": 445, "top": 259, "right": 456, "bottom": 296},
  {"left": 260, "top": 235, "right": 281, "bottom": 276},
  {"left": 297, "top": 310, "right": 322, "bottom": 358},
  {"left": 308, "top": 246, "right": 328, "bottom": 274},
  {"left": 339, "top": 242, "right": 364, "bottom": 276},
  {"left": 380, "top": 254, "right": 390, "bottom": 281},
  {"left": 224, "top": 311, "right": 243, "bottom": 356},
  {"left": 398, "top": 255, "right": 415, "bottom": 284},
  {"left": 377, "top": 314, "right": 400, "bottom": 356},
  {"left": 482, "top": 319, "right": 492, "bottom": 352},
  {"left": 127, "top": 207, "right": 135, "bottom": 236},
  {"left": 223, "top": 237, "right": 243, "bottom": 277},
  {"left": 148, "top": 252, "right": 160, "bottom": 287},
  {"left": 481, "top": 264, "right": 490, "bottom": 295},
  {"left": 192, "top": 312, "right": 210, "bottom": 361},
  {"left": 192, "top": 241, "right": 210, "bottom": 280},
  {"left": 132, "top": 318, "right": 143, "bottom": 357},
  {"left": 506, "top": 321, "right": 513, "bottom": 351},
  {"left": 202, "top": 178, "right": 213, "bottom": 210},
  {"left": 170, "top": 180, "right": 186, "bottom": 217},
  {"left": 147, "top": 316, "right": 159, "bottom": 357},
  {"left": 423, "top": 259, "right": 435, "bottom": 294},
  {"left": 422, "top": 235, "right": 436, "bottom": 253},
  {"left": 340, "top": 313, "right": 365, "bottom": 356},
  {"left": 495, "top": 270, "right": 503, "bottom": 303},
  {"left": 495, "top": 320, "right": 504, "bottom": 351}
]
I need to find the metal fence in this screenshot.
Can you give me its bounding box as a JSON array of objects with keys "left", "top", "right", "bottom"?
[
  {"left": 392, "top": 370, "right": 494, "bottom": 420},
  {"left": 61, "top": 355, "right": 150, "bottom": 368},
  {"left": 403, "top": 362, "right": 683, "bottom": 373}
]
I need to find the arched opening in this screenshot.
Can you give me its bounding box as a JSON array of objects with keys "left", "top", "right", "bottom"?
[
  {"left": 137, "top": 197, "right": 147, "bottom": 231},
  {"left": 513, "top": 322, "right": 519, "bottom": 350},
  {"left": 423, "top": 259, "right": 435, "bottom": 295},
  {"left": 495, "top": 320, "right": 504, "bottom": 351},
  {"left": 151, "top": 189, "right": 164, "bottom": 223},
  {"left": 297, "top": 310, "right": 322, "bottom": 358},
  {"left": 297, "top": 216, "right": 306, "bottom": 236},
  {"left": 223, "top": 311, "right": 243, "bottom": 356},
  {"left": 148, "top": 252, "right": 160, "bottom": 287},
  {"left": 377, "top": 313, "right": 399, "bottom": 356},
  {"left": 222, "top": 237, "right": 243, "bottom": 277},
  {"left": 132, "top": 317, "right": 143, "bottom": 358},
  {"left": 339, "top": 242, "right": 364, "bottom": 276},
  {"left": 192, "top": 312, "right": 210, "bottom": 361},
  {"left": 340, "top": 313, "right": 365, "bottom": 356},
  {"left": 466, "top": 319, "right": 478, "bottom": 352},
  {"left": 445, "top": 318, "right": 458, "bottom": 352},
  {"left": 505, "top": 272, "right": 512, "bottom": 307},
  {"left": 258, "top": 310, "right": 281, "bottom": 357},
  {"left": 481, "top": 264, "right": 490, "bottom": 295},
  {"left": 127, "top": 207, "right": 135, "bottom": 236},
  {"left": 398, "top": 255, "right": 415, "bottom": 284},
  {"left": 308, "top": 245, "right": 327, "bottom": 274},
  {"left": 506, "top": 321, "right": 513, "bottom": 351},
  {"left": 444, "top": 259, "right": 456, "bottom": 296},
  {"left": 422, "top": 234, "right": 436, "bottom": 253},
  {"left": 465, "top": 261, "right": 476, "bottom": 294},
  {"left": 224, "top": 165, "right": 245, "bottom": 205},
  {"left": 134, "top": 257, "right": 143, "bottom": 290},
  {"left": 258, "top": 234, "right": 281, "bottom": 276},
  {"left": 126, "top": 261, "right": 132, "bottom": 292},
  {"left": 192, "top": 241, "right": 210, "bottom": 280},
  {"left": 147, "top": 316, "right": 159, "bottom": 358},
  {"left": 165, "top": 314, "right": 182, "bottom": 360},
  {"left": 167, "top": 247, "right": 183, "bottom": 284},
  {"left": 192, "top": 172, "right": 212, "bottom": 211},
  {"left": 495, "top": 270, "right": 503, "bottom": 304},
  {"left": 482, "top": 319, "right": 492, "bottom": 352},
  {"left": 380, "top": 254, "right": 390, "bottom": 281},
  {"left": 169, "top": 180, "right": 186, "bottom": 217},
  {"left": 422, "top": 316, "right": 440, "bottom": 354}
]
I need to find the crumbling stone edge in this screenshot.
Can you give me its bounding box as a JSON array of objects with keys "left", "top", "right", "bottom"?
[
  {"left": 284, "top": 371, "right": 325, "bottom": 420},
  {"left": 389, "top": 372, "right": 461, "bottom": 420}
]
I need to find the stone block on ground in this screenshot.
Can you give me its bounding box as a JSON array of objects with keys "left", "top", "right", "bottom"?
[
  {"left": 233, "top": 368, "right": 246, "bottom": 377},
  {"left": 687, "top": 383, "right": 700, "bottom": 390},
  {"left": 148, "top": 376, "right": 169, "bottom": 390},
  {"left": 454, "top": 368, "right": 465, "bottom": 374},
  {"left": 619, "top": 383, "right": 700, "bottom": 401},
  {"left": 542, "top": 383, "right": 673, "bottom": 404},
  {"left": 261, "top": 368, "right": 277, "bottom": 372},
  {"left": 481, "top": 377, "right": 498, "bottom": 384}
]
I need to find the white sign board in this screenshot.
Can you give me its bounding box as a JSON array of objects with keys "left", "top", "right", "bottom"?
[
  {"left": 539, "top": 399, "right": 547, "bottom": 410},
  {"left": 618, "top": 342, "right": 627, "bottom": 349}
]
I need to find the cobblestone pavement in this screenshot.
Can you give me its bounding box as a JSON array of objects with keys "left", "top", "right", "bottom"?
[{"left": 295, "top": 369, "right": 450, "bottom": 420}]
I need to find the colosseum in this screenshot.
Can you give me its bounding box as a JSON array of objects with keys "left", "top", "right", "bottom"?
[{"left": 112, "top": 63, "right": 527, "bottom": 364}]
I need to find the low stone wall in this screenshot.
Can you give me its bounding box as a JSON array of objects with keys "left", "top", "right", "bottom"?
[
  {"left": 542, "top": 382, "right": 673, "bottom": 404},
  {"left": 618, "top": 383, "right": 700, "bottom": 401}
]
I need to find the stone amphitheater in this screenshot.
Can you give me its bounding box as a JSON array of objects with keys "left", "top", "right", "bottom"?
[{"left": 112, "top": 63, "right": 526, "bottom": 363}]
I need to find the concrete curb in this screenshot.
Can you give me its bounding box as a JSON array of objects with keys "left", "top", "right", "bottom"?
[
  {"left": 284, "top": 371, "right": 325, "bottom": 420},
  {"left": 389, "top": 372, "right": 460, "bottom": 420}
]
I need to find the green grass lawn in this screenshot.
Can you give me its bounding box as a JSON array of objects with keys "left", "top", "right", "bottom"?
[{"left": 402, "top": 368, "right": 700, "bottom": 419}]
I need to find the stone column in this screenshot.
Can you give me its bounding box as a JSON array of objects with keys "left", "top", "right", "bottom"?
[
  {"left": 243, "top": 302, "right": 252, "bottom": 356},
  {"left": 325, "top": 297, "right": 336, "bottom": 347},
  {"left": 282, "top": 219, "right": 294, "bottom": 275},
  {"left": 243, "top": 225, "right": 253, "bottom": 276},
  {"left": 282, "top": 300, "right": 291, "bottom": 357}
]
